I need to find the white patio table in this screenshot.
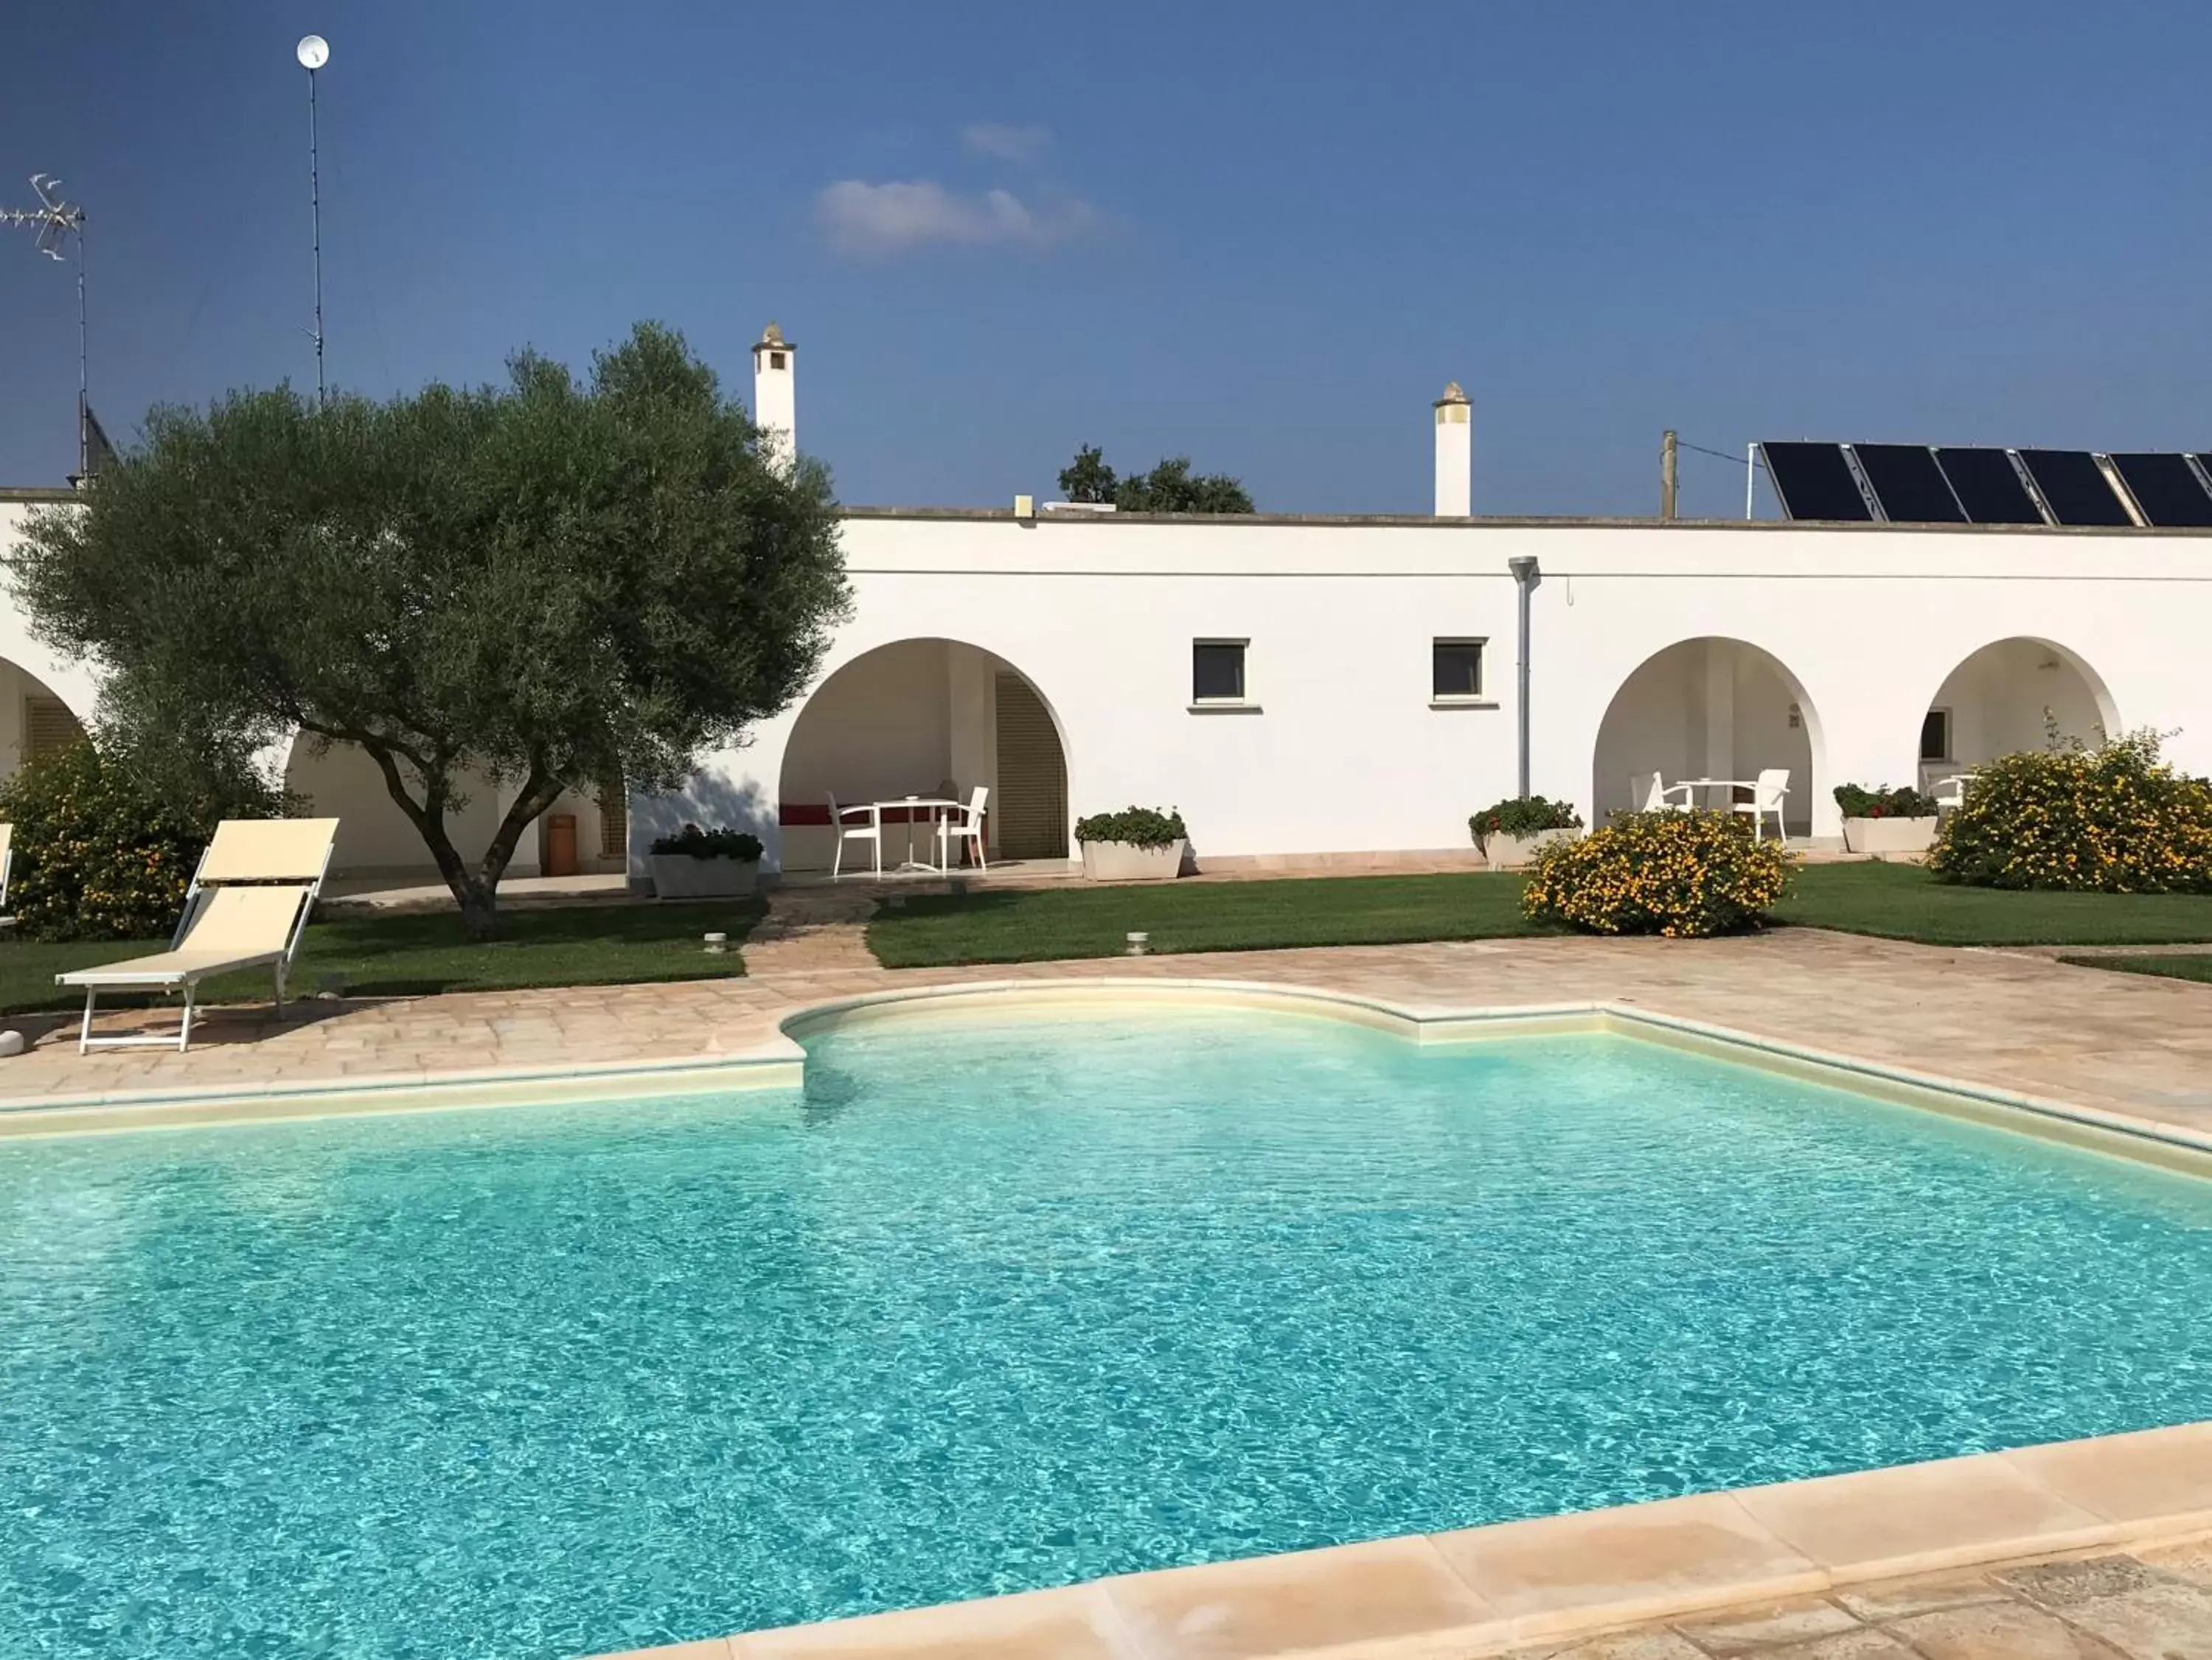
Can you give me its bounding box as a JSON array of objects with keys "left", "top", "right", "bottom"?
[
  {"left": 1662, "top": 777, "right": 1755, "bottom": 808},
  {"left": 873, "top": 795, "right": 961, "bottom": 875}
]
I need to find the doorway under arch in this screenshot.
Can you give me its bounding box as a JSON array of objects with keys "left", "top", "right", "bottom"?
[
  {"left": 0, "top": 657, "right": 89, "bottom": 781},
  {"left": 776, "top": 638, "right": 1071, "bottom": 871},
  {"left": 1916, "top": 638, "right": 2118, "bottom": 792},
  {"left": 1591, "top": 637, "right": 1824, "bottom": 838}
]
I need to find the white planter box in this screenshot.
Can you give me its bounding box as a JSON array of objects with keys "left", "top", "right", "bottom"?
[
  {"left": 1480, "top": 827, "right": 1580, "bottom": 871},
  {"left": 1841, "top": 816, "right": 1938, "bottom": 855},
  {"left": 650, "top": 854, "right": 759, "bottom": 899},
  {"left": 1079, "top": 838, "right": 1187, "bottom": 881}
]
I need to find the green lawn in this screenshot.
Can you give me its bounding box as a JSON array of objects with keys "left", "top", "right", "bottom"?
[
  {"left": 866, "top": 861, "right": 2212, "bottom": 969},
  {"left": 866, "top": 871, "right": 1548, "bottom": 967},
  {"left": 2058, "top": 953, "right": 2212, "bottom": 985},
  {"left": 0, "top": 896, "right": 768, "bottom": 1016},
  {"left": 1773, "top": 862, "right": 2212, "bottom": 946}
]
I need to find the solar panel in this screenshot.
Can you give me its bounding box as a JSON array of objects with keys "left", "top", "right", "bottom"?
[
  {"left": 1849, "top": 444, "right": 1966, "bottom": 523},
  {"left": 1933, "top": 448, "right": 2045, "bottom": 525},
  {"left": 2016, "top": 450, "right": 2133, "bottom": 527},
  {"left": 1758, "top": 442, "right": 1872, "bottom": 521},
  {"left": 2107, "top": 453, "right": 2212, "bottom": 528}
]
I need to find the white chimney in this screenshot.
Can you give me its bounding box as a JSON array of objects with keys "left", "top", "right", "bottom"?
[
  {"left": 1433, "top": 380, "right": 1471, "bottom": 516},
  {"left": 752, "top": 321, "right": 796, "bottom": 472}
]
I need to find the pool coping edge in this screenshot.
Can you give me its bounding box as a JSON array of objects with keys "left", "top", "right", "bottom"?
[
  {"left": 592, "top": 1421, "right": 2212, "bottom": 1659},
  {"left": 4, "top": 977, "right": 2211, "bottom": 1182}
]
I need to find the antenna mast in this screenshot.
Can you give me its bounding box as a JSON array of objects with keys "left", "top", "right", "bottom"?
[{"left": 1, "top": 173, "right": 89, "bottom": 477}]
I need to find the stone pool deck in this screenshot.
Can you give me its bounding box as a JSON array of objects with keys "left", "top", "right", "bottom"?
[{"left": 4, "top": 927, "right": 2211, "bottom": 1140}]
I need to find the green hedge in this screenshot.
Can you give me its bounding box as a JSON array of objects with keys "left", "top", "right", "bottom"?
[
  {"left": 1469, "top": 795, "right": 1583, "bottom": 840},
  {"left": 1073, "top": 806, "right": 1186, "bottom": 848}
]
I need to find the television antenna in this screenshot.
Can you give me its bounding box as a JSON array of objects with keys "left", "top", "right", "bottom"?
[{"left": 0, "top": 173, "right": 91, "bottom": 477}]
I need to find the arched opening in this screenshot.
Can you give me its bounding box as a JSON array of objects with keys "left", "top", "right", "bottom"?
[
  {"left": 1592, "top": 637, "right": 1824, "bottom": 838},
  {"left": 1916, "top": 638, "right": 2117, "bottom": 792},
  {"left": 0, "top": 659, "right": 89, "bottom": 781},
  {"left": 776, "top": 638, "right": 1070, "bottom": 872},
  {"left": 282, "top": 742, "right": 627, "bottom": 882}
]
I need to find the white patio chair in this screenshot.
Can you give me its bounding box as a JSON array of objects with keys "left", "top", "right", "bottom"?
[
  {"left": 827, "top": 793, "right": 881, "bottom": 881},
  {"left": 1933, "top": 773, "right": 1972, "bottom": 812},
  {"left": 1731, "top": 768, "right": 1790, "bottom": 843},
  {"left": 937, "top": 785, "right": 990, "bottom": 872},
  {"left": 1635, "top": 773, "right": 1690, "bottom": 812}
]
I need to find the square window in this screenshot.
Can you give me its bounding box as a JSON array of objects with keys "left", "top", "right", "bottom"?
[
  {"left": 770, "top": 351, "right": 787, "bottom": 370},
  {"left": 1432, "top": 638, "right": 1484, "bottom": 700},
  {"left": 1919, "top": 709, "right": 1952, "bottom": 762},
  {"left": 1192, "top": 641, "right": 1246, "bottom": 703}
]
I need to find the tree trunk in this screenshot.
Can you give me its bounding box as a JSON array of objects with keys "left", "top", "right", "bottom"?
[{"left": 356, "top": 742, "right": 509, "bottom": 941}]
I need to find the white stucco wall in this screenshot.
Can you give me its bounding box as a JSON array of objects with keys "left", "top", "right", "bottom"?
[
  {"left": 650, "top": 510, "right": 2212, "bottom": 870},
  {"left": 15, "top": 490, "right": 2212, "bottom": 878},
  {"left": 0, "top": 498, "right": 109, "bottom": 748}
]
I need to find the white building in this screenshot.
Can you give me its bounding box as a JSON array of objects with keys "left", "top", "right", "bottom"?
[{"left": 0, "top": 328, "right": 2197, "bottom": 880}]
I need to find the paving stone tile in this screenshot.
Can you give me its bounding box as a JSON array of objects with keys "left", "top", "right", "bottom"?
[
  {"left": 1885, "top": 1600, "right": 2130, "bottom": 1660},
  {"left": 2138, "top": 1540, "right": 2212, "bottom": 1589},
  {"left": 1507, "top": 1631, "right": 1708, "bottom": 1660},
  {"left": 1993, "top": 1555, "right": 2177, "bottom": 1608},
  {"left": 2051, "top": 1581, "right": 2212, "bottom": 1660},
  {"left": 1753, "top": 1630, "right": 1916, "bottom": 1659},
  {"left": 1830, "top": 1571, "right": 2009, "bottom": 1622},
  {"left": 1669, "top": 1596, "right": 1861, "bottom": 1655}
]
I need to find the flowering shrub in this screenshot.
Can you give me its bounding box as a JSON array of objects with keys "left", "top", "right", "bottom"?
[
  {"left": 1927, "top": 730, "right": 2212, "bottom": 892},
  {"left": 1834, "top": 783, "right": 1939, "bottom": 820},
  {"left": 1469, "top": 795, "right": 1583, "bottom": 840},
  {"left": 1521, "top": 809, "right": 1793, "bottom": 938},
  {"left": 0, "top": 739, "right": 291, "bottom": 942}
]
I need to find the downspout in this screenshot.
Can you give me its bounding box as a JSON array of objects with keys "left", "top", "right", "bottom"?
[{"left": 1507, "top": 556, "right": 1540, "bottom": 798}]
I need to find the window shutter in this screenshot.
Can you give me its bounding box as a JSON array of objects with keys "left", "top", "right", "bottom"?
[
  {"left": 992, "top": 672, "right": 1067, "bottom": 860},
  {"left": 597, "top": 781, "right": 627, "bottom": 859},
  {"left": 24, "top": 695, "right": 83, "bottom": 758}
]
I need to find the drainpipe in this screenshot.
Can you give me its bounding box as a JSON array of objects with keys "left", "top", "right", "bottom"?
[{"left": 1507, "top": 556, "right": 1540, "bottom": 798}]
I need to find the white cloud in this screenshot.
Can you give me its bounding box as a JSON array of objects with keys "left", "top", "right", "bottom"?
[
  {"left": 814, "top": 179, "right": 1102, "bottom": 258},
  {"left": 961, "top": 122, "right": 1051, "bottom": 163}
]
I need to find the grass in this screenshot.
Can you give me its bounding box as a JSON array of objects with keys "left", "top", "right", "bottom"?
[
  {"left": 0, "top": 896, "right": 769, "bottom": 1016},
  {"left": 867, "top": 861, "right": 2212, "bottom": 969},
  {"left": 1773, "top": 862, "right": 2212, "bottom": 946},
  {"left": 866, "top": 871, "right": 1548, "bottom": 967},
  {"left": 2058, "top": 953, "right": 2212, "bottom": 985}
]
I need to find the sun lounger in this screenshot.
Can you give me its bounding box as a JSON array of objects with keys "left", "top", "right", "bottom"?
[{"left": 56, "top": 817, "right": 340, "bottom": 1053}]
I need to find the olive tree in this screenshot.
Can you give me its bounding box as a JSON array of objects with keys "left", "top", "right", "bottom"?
[{"left": 13, "top": 323, "right": 849, "bottom": 938}]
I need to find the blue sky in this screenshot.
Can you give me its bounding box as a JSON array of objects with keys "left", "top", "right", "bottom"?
[{"left": 3, "top": 1, "right": 2209, "bottom": 517}]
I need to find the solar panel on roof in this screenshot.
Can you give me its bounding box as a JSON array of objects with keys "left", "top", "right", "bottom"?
[
  {"left": 1933, "top": 448, "right": 2045, "bottom": 525},
  {"left": 2016, "top": 450, "right": 2133, "bottom": 527},
  {"left": 1849, "top": 444, "right": 1966, "bottom": 523},
  {"left": 1758, "top": 442, "right": 1872, "bottom": 521},
  {"left": 2107, "top": 453, "right": 2212, "bottom": 528}
]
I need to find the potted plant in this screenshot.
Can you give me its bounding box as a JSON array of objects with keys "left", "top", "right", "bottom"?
[
  {"left": 648, "top": 824, "right": 765, "bottom": 899},
  {"left": 1074, "top": 806, "right": 1188, "bottom": 881},
  {"left": 1469, "top": 796, "right": 1584, "bottom": 870},
  {"left": 1834, "top": 784, "right": 1941, "bottom": 855}
]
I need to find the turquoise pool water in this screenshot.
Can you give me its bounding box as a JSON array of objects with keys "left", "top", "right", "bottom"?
[{"left": 6, "top": 1013, "right": 2212, "bottom": 1658}]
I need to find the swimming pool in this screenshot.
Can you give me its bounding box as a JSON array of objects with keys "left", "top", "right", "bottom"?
[{"left": 4, "top": 1007, "right": 2211, "bottom": 1658}]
